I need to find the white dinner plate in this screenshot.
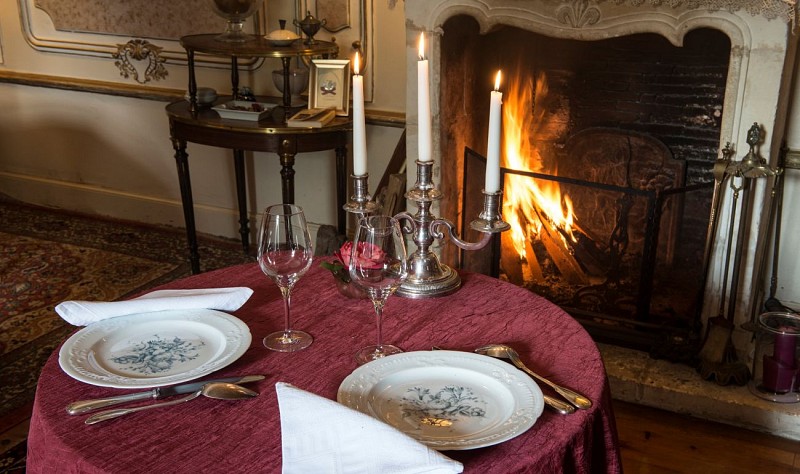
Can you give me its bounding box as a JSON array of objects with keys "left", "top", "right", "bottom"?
[
  {"left": 337, "top": 350, "right": 544, "bottom": 450},
  {"left": 58, "top": 309, "right": 251, "bottom": 389}
]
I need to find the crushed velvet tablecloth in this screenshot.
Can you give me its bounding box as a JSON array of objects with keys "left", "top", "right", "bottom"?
[{"left": 27, "top": 261, "right": 621, "bottom": 473}]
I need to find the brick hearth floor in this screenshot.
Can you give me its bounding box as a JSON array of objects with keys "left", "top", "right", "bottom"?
[{"left": 600, "top": 344, "right": 800, "bottom": 441}]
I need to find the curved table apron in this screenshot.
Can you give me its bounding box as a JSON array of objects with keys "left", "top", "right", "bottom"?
[{"left": 27, "top": 262, "right": 621, "bottom": 473}]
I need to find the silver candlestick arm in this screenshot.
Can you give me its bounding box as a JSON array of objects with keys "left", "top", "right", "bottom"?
[
  {"left": 343, "top": 173, "right": 380, "bottom": 215},
  {"left": 394, "top": 160, "right": 510, "bottom": 298}
]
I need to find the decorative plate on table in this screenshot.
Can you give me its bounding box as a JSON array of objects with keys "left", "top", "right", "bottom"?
[
  {"left": 58, "top": 309, "right": 251, "bottom": 389},
  {"left": 337, "top": 350, "right": 544, "bottom": 450},
  {"left": 212, "top": 100, "right": 277, "bottom": 121}
]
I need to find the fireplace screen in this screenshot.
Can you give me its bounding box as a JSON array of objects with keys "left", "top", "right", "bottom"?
[{"left": 461, "top": 142, "right": 715, "bottom": 350}]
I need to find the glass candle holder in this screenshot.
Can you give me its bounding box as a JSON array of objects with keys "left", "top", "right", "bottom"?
[{"left": 748, "top": 311, "right": 800, "bottom": 403}]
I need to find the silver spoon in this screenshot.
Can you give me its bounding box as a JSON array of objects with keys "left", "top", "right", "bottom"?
[
  {"left": 84, "top": 383, "right": 258, "bottom": 425},
  {"left": 432, "top": 346, "right": 574, "bottom": 415},
  {"left": 475, "top": 344, "right": 592, "bottom": 410}
]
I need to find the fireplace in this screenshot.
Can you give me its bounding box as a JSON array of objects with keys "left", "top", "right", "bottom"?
[{"left": 405, "top": 1, "right": 797, "bottom": 355}]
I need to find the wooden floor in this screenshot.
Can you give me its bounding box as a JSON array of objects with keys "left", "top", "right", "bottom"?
[{"left": 614, "top": 400, "right": 800, "bottom": 473}]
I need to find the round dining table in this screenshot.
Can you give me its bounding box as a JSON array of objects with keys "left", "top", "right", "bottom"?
[{"left": 27, "top": 261, "right": 621, "bottom": 473}]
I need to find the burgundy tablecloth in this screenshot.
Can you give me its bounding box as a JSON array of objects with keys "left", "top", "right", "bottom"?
[{"left": 27, "top": 261, "right": 621, "bottom": 473}]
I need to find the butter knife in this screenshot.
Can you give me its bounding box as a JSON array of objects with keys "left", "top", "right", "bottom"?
[{"left": 66, "top": 375, "right": 265, "bottom": 415}]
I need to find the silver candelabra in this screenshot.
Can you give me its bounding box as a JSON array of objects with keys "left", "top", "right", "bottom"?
[{"left": 345, "top": 159, "right": 510, "bottom": 298}]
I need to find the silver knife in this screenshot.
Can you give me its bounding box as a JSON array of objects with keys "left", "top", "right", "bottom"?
[{"left": 66, "top": 375, "right": 265, "bottom": 415}]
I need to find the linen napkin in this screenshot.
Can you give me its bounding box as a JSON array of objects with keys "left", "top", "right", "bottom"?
[
  {"left": 276, "top": 382, "right": 464, "bottom": 474},
  {"left": 55, "top": 287, "right": 254, "bottom": 326}
]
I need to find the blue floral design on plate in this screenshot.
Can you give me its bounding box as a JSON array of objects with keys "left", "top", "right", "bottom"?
[
  {"left": 401, "top": 386, "right": 487, "bottom": 427},
  {"left": 110, "top": 335, "right": 205, "bottom": 375}
]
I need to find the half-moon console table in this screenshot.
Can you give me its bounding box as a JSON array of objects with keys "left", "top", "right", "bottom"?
[{"left": 170, "top": 35, "right": 350, "bottom": 274}]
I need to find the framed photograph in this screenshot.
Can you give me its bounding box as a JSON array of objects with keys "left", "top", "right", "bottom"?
[{"left": 309, "top": 59, "right": 351, "bottom": 116}]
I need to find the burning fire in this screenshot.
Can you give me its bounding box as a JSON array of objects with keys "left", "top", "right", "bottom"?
[{"left": 501, "top": 72, "right": 580, "bottom": 259}]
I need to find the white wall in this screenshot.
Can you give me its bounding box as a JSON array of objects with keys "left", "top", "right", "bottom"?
[{"left": 0, "top": 1, "right": 406, "bottom": 243}]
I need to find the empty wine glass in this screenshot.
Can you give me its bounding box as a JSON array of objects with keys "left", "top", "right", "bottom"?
[
  {"left": 257, "top": 204, "right": 314, "bottom": 352},
  {"left": 348, "top": 215, "right": 409, "bottom": 364}
]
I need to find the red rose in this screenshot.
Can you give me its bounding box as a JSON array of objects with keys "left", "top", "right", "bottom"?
[{"left": 336, "top": 241, "right": 385, "bottom": 270}]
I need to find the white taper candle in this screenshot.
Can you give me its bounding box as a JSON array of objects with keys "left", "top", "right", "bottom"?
[
  {"left": 352, "top": 54, "right": 367, "bottom": 176},
  {"left": 485, "top": 70, "right": 503, "bottom": 193},
  {"left": 417, "top": 33, "right": 431, "bottom": 162}
]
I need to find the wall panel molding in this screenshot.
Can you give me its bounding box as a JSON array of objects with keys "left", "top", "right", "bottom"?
[{"left": 20, "top": 0, "right": 265, "bottom": 68}]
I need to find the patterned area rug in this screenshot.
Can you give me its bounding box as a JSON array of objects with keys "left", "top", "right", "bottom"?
[{"left": 0, "top": 200, "right": 251, "bottom": 473}]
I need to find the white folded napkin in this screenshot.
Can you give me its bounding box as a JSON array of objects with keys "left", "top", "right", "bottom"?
[
  {"left": 55, "top": 287, "right": 254, "bottom": 326},
  {"left": 276, "top": 382, "right": 464, "bottom": 474}
]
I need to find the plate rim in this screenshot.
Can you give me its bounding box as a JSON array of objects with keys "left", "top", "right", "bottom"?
[
  {"left": 336, "top": 350, "right": 544, "bottom": 450},
  {"left": 58, "top": 309, "right": 251, "bottom": 389}
]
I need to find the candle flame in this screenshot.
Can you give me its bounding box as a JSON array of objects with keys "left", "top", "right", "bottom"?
[
  {"left": 354, "top": 53, "right": 360, "bottom": 75},
  {"left": 494, "top": 70, "right": 502, "bottom": 91},
  {"left": 418, "top": 33, "right": 425, "bottom": 60}
]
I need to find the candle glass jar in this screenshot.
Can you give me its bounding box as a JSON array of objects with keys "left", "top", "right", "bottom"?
[{"left": 748, "top": 311, "right": 800, "bottom": 403}]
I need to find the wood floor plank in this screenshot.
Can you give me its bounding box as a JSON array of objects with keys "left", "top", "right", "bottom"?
[{"left": 614, "top": 400, "right": 800, "bottom": 473}]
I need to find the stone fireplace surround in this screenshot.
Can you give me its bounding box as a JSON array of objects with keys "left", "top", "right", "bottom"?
[{"left": 404, "top": 0, "right": 800, "bottom": 439}]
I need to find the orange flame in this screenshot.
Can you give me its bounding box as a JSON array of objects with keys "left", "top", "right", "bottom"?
[{"left": 501, "top": 72, "right": 579, "bottom": 259}]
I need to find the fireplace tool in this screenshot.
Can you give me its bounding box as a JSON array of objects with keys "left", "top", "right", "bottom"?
[
  {"left": 698, "top": 123, "right": 779, "bottom": 385},
  {"left": 344, "top": 160, "right": 510, "bottom": 298}
]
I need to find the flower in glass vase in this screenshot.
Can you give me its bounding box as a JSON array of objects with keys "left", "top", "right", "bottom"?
[{"left": 321, "top": 241, "right": 382, "bottom": 299}]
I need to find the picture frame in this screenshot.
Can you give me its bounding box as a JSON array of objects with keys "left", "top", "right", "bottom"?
[{"left": 308, "top": 59, "right": 351, "bottom": 116}]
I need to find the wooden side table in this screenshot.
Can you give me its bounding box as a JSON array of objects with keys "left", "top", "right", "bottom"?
[{"left": 171, "top": 35, "right": 350, "bottom": 274}]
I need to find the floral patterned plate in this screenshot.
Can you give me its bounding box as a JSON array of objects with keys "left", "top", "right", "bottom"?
[
  {"left": 337, "top": 350, "right": 544, "bottom": 450},
  {"left": 58, "top": 309, "right": 251, "bottom": 388}
]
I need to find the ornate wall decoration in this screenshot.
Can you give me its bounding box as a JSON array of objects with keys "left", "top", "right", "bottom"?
[
  {"left": 599, "top": 0, "right": 796, "bottom": 25},
  {"left": 557, "top": 0, "right": 601, "bottom": 28},
  {"left": 113, "top": 39, "right": 167, "bottom": 84}
]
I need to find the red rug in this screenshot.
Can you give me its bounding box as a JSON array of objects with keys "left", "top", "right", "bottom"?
[{"left": 0, "top": 200, "right": 251, "bottom": 472}]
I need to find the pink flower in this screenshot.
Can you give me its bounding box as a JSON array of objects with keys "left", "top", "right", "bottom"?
[{"left": 335, "top": 241, "right": 385, "bottom": 270}]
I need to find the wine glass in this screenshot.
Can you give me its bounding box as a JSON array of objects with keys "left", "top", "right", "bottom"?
[
  {"left": 348, "top": 215, "right": 409, "bottom": 364},
  {"left": 257, "top": 204, "right": 314, "bottom": 352}
]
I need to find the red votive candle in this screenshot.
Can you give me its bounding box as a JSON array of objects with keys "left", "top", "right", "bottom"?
[
  {"left": 773, "top": 328, "right": 797, "bottom": 367},
  {"left": 762, "top": 327, "right": 798, "bottom": 393}
]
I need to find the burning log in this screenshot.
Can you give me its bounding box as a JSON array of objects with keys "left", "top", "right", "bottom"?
[
  {"left": 500, "top": 227, "right": 544, "bottom": 283},
  {"left": 531, "top": 205, "right": 590, "bottom": 285},
  {"left": 523, "top": 236, "right": 544, "bottom": 282},
  {"left": 500, "top": 231, "right": 524, "bottom": 283},
  {"left": 554, "top": 227, "right": 609, "bottom": 281}
]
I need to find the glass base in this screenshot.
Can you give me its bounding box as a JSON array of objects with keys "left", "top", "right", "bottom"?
[
  {"left": 263, "top": 330, "right": 313, "bottom": 352},
  {"left": 748, "top": 380, "right": 800, "bottom": 403},
  {"left": 355, "top": 344, "right": 402, "bottom": 365},
  {"left": 215, "top": 21, "right": 256, "bottom": 43}
]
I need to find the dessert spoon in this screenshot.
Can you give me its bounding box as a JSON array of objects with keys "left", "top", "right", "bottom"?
[
  {"left": 84, "top": 382, "right": 258, "bottom": 425},
  {"left": 475, "top": 344, "right": 592, "bottom": 410}
]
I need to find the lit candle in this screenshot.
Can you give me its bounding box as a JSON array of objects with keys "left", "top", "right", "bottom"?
[
  {"left": 418, "top": 33, "right": 431, "bottom": 162},
  {"left": 485, "top": 70, "right": 503, "bottom": 193},
  {"left": 352, "top": 53, "right": 367, "bottom": 176}
]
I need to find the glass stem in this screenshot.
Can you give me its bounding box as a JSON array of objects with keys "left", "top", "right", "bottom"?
[
  {"left": 281, "top": 286, "right": 293, "bottom": 335},
  {"left": 373, "top": 300, "right": 386, "bottom": 350}
]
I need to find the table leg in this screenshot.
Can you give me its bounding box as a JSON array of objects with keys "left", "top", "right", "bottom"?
[
  {"left": 281, "top": 57, "right": 292, "bottom": 108},
  {"left": 187, "top": 49, "right": 198, "bottom": 114},
  {"left": 233, "top": 149, "right": 250, "bottom": 254},
  {"left": 172, "top": 137, "right": 201, "bottom": 274},
  {"left": 279, "top": 139, "right": 296, "bottom": 204},
  {"left": 335, "top": 145, "right": 347, "bottom": 234},
  {"left": 231, "top": 56, "right": 240, "bottom": 99}
]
